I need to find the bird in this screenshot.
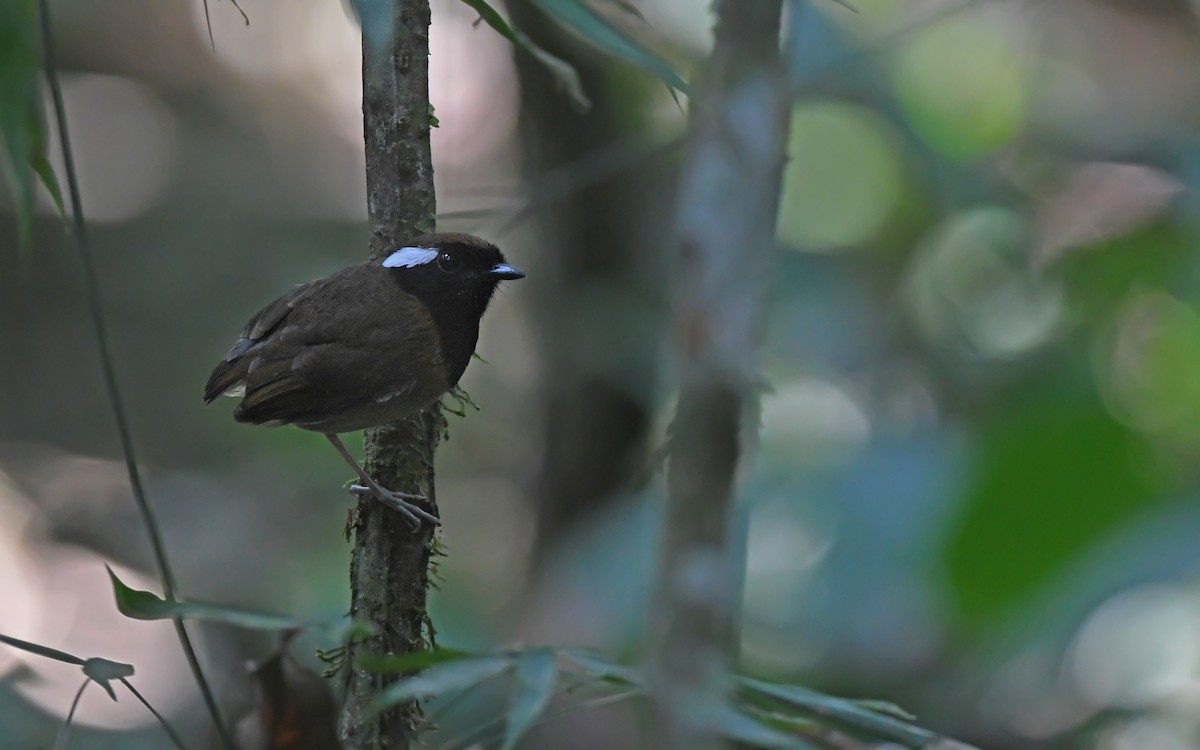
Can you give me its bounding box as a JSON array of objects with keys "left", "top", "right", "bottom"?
[{"left": 204, "top": 232, "right": 524, "bottom": 528}]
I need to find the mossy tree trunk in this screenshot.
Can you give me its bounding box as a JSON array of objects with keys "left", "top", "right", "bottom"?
[{"left": 340, "top": 2, "right": 438, "bottom": 748}]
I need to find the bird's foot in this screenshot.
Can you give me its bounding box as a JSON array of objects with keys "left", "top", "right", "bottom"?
[{"left": 349, "top": 483, "right": 440, "bottom": 529}]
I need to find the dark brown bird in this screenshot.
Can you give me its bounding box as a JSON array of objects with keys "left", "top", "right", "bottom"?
[{"left": 204, "top": 233, "right": 524, "bottom": 527}]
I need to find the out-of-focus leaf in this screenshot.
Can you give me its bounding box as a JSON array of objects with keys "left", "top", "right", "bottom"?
[
  {"left": 0, "top": 634, "right": 136, "bottom": 704},
  {"left": 82, "top": 658, "right": 136, "bottom": 681},
  {"left": 1034, "top": 162, "right": 1182, "bottom": 269},
  {"left": 710, "top": 703, "right": 815, "bottom": 749},
  {"left": 107, "top": 566, "right": 308, "bottom": 631},
  {"left": 0, "top": 0, "right": 45, "bottom": 250},
  {"left": 235, "top": 640, "right": 339, "bottom": 750},
  {"left": 1055, "top": 223, "right": 1188, "bottom": 319},
  {"left": 944, "top": 400, "right": 1165, "bottom": 625},
  {"left": 893, "top": 17, "right": 1026, "bottom": 159},
  {"left": 0, "top": 633, "right": 84, "bottom": 665},
  {"left": 370, "top": 655, "right": 515, "bottom": 714},
  {"left": 326, "top": 617, "right": 377, "bottom": 644},
  {"left": 853, "top": 699, "right": 916, "bottom": 721},
  {"left": 501, "top": 649, "right": 559, "bottom": 750},
  {"left": 348, "top": 0, "right": 399, "bottom": 56},
  {"left": 357, "top": 646, "right": 475, "bottom": 674},
  {"left": 531, "top": 0, "right": 687, "bottom": 93},
  {"left": 599, "top": 0, "right": 646, "bottom": 23},
  {"left": 83, "top": 658, "right": 136, "bottom": 700},
  {"left": 560, "top": 648, "right": 642, "bottom": 686},
  {"left": 1101, "top": 291, "right": 1200, "bottom": 442},
  {"left": 459, "top": 0, "right": 590, "bottom": 111},
  {"left": 31, "top": 152, "right": 62, "bottom": 216},
  {"left": 740, "top": 678, "right": 946, "bottom": 748}
]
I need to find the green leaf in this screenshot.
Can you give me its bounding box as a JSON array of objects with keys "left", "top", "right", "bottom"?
[
  {"left": 711, "top": 704, "right": 816, "bottom": 749},
  {"left": 458, "top": 0, "right": 590, "bottom": 111},
  {"left": 944, "top": 400, "right": 1164, "bottom": 624},
  {"left": 599, "top": 0, "right": 647, "bottom": 23},
  {"left": 560, "top": 648, "right": 641, "bottom": 686},
  {"left": 501, "top": 649, "right": 559, "bottom": 750},
  {"left": 0, "top": 0, "right": 43, "bottom": 250},
  {"left": 107, "top": 566, "right": 307, "bottom": 631},
  {"left": 357, "top": 646, "right": 476, "bottom": 674},
  {"left": 740, "top": 678, "right": 942, "bottom": 747},
  {"left": 32, "top": 151, "right": 63, "bottom": 216},
  {"left": 853, "top": 699, "right": 916, "bottom": 721},
  {"left": 370, "top": 655, "right": 515, "bottom": 715},
  {"left": 108, "top": 566, "right": 177, "bottom": 619},
  {"left": 0, "top": 633, "right": 84, "bottom": 665},
  {"left": 531, "top": 0, "right": 687, "bottom": 94}
]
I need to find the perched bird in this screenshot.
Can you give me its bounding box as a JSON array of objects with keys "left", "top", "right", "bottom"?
[{"left": 204, "top": 233, "right": 524, "bottom": 527}]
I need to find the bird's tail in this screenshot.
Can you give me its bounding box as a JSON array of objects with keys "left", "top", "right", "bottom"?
[{"left": 203, "top": 358, "right": 249, "bottom": 404}]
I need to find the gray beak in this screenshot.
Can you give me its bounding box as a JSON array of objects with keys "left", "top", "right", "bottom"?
[{"left": 488, "top": 263, "right": 525, "bottom": 280}]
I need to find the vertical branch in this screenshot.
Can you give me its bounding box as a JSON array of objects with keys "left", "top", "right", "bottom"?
[
  {"left": 649, "top": 1, "right": 790, "bottom": 748},
  {"left": 340, "top": 1, "right": 438, "bottom": 748}
]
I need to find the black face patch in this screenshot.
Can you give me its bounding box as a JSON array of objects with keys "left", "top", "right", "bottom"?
[{"left": 385, "top": 237, "right": 513, "bottom": 386}]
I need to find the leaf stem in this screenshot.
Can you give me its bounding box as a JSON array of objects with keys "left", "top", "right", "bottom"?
[{"left": 122, "top": 678, "right": 192, "bottom": 750}]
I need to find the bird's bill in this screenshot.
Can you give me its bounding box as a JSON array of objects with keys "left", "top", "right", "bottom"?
[{"left": 488, "top": 263, "right": 525, "bottom": 280}]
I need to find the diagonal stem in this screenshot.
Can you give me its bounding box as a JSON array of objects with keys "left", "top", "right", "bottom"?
[
  {"left": 121, "top": 677, "right": 191, "bottom": 750},
  {"left": 52, "top": 678, "right": 89, "bottom": 750},
  {"left": 37, "top": 1, "right": 235, "bottom": 747}
]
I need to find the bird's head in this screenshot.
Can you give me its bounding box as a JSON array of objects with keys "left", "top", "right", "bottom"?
[{"left": 381, "top": 233, "right": 523, "bottom": 325}]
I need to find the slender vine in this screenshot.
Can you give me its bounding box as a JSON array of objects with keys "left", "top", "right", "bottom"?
[{"left": 36, "top": 1, "right": 235, "bottom": 746}]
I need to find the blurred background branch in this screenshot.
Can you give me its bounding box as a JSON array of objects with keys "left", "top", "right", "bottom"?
[{"left": 648, "top": 2, "right": 790, "bottom": 748}]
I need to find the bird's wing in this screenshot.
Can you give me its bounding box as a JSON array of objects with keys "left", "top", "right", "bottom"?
[
  {"left": 207, "top": 265, "right": 447, "bottom": 429},
  {"left": 203, "top": 281, "right": 314, "bottom": 404}
]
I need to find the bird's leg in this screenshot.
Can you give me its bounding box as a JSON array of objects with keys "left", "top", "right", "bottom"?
[{"left": 324, "top": 433, "right": 440, "bottom": 528}]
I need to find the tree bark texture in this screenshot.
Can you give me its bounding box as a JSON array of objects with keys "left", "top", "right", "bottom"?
[
  {"left": 649, "top": 2, "right": 789, "bottom": 748},
  {"left": 340, "top": 3, "right": 438, "bottom": 748}
]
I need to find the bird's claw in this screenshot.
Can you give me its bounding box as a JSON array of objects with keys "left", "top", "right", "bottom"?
[{"left": 349, "top": 484, "right": 440, "bottom": 529}]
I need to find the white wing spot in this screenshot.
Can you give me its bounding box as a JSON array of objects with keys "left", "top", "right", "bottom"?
[
  {"left": 383, "top": 247, "right": 439, "bottom": 268},
  {"left": 225, "top": 383, "right": 246, "bottom": 398}
]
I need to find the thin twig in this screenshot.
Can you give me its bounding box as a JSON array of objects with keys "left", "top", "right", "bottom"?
[
  {"left": 121, "top": 678, "right": 192, "bottom": 750},
  {"left": 52, "top": 679, "right": 89, "bottom": 750},
  {"left": 36, "top": 1, "right": 236, "bottom": 747},
  {"left": 202, "top": 0, "right": 215, "bottom": 51}
]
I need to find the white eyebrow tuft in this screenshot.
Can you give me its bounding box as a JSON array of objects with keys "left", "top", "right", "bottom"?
[{"left": 382, "top": 246, "right": 439, "bottom": 268}]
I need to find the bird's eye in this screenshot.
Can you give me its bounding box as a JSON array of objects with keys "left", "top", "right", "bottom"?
[{"left": 436, "top": 251, "right": 462, "bottom": 273}]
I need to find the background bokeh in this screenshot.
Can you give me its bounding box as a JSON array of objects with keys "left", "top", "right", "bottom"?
[{"left": 4, "top": 0, "right": 1200, "bottom": 748}]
